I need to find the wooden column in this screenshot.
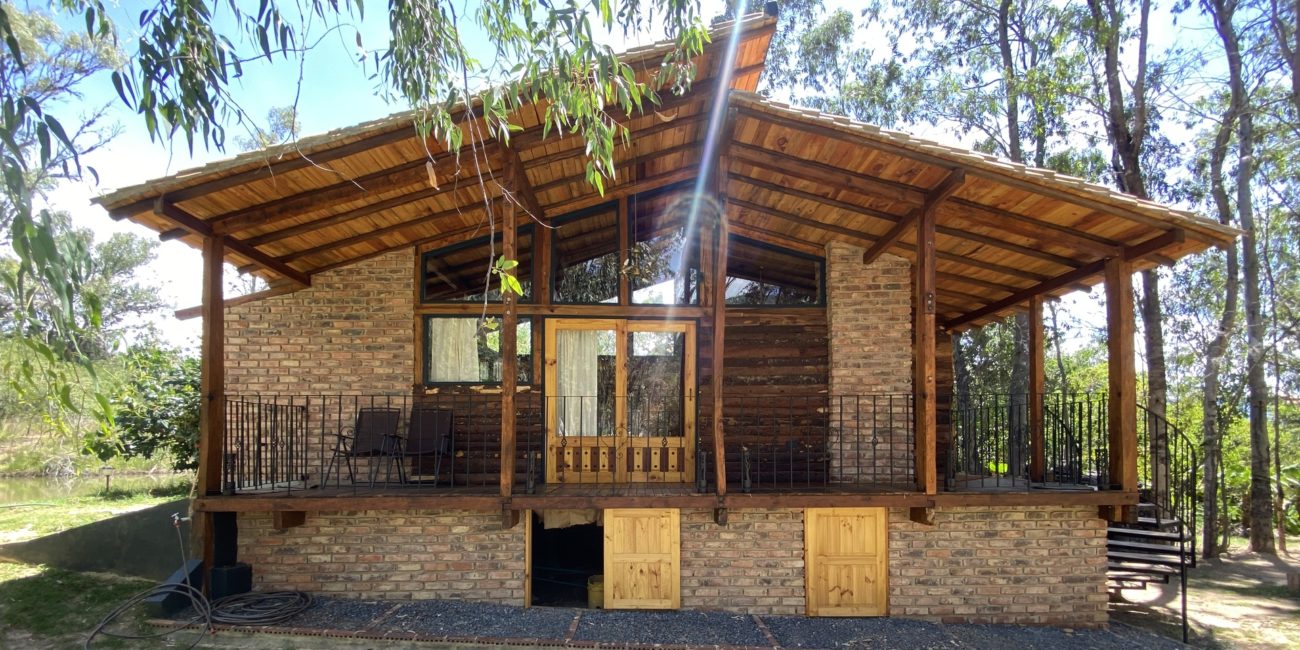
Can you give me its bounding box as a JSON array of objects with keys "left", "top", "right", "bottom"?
[
  {"left": 711, "top": 212, "right": 730, "bottom": 497},
  {"left": 913, "top": 197, "right": 938, "bottom": 495},
  {"left": 501, "top": 199, "right": 519, "bottom": 501},
  {"left": 1028, "top": 295, "right": 1045, "bottom": 483},
  {"left": 197, "top": 235, "right": 225, "bottom": 583},
  {"left": 197, "top": 235, "right": 226, "bottom": 496},
  {"left": 1105, "top": 257, "right": 1138, "bottom": 517}
]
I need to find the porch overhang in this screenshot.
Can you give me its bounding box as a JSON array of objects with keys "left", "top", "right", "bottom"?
[{"left": 91, "top": 14, "right": 1236, "bottom": 330}]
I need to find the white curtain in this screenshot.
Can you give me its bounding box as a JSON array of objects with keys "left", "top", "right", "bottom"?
[
  {"left": 557, "top": 329, "right": 600, "bottom": 436},
  {"left": 427, "top": 318, "right": 480, "bottom": 382}
]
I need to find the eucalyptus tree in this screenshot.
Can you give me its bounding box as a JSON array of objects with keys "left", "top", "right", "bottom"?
[{"left": 0, "top": 0, "right": 711, "bottom": 429}]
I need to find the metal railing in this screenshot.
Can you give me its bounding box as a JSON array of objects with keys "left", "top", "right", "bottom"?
[
  {"left": 1139, "top": 404, "right": 1199, "bottom": 563},
  {"left": 700, "top": 394, "right": 914, "bottom": 492},
  {"left": 946, "top": 393, "right": 1110, "bottom": 491}
]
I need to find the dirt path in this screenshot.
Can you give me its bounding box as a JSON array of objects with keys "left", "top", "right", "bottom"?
[{"left": 1111, "top": 545, "right": 1300, "bottom": 648}]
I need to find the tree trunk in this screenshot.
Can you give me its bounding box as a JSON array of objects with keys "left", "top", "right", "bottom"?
[{"left": 1141, "top": 270, "right": 1170, "bottom": 511}]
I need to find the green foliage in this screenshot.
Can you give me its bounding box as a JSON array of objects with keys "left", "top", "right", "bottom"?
[{"left": 98, "top": 344, "right": 200, "bottom": 472}]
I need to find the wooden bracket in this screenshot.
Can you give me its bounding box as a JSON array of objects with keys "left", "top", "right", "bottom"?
[
  {"left": 501, "top": 505, "right": 521, "bottom": 530},
  {"left": 714, "top": 508, "right": 729, "bottom": 526},
  {"left": 908, "top": 507, "right": 935, "bottom": 526},
  {"left": 272, "top": 510, "right": 306, "bottom": 530},
  {"left": 1098, "top": 504, "right": 1136, "bottom": 523}
]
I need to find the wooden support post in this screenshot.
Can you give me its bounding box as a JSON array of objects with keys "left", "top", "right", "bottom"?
[
  {"left": 914, "top": 196, "right": 939, "bottom": 495},
  {"left": 1028, "top": 295, "right": 1045, "bottom": 483},
  {"left": 711, "top": 213, "right": 729, "bottom": 496},
  {"left": 617, "top": 196, "right": 630, "bottom": 305},
  {"left": 1105, "top": 257, "right": 1137, "bottom": 520},
  {"left": 501, "top": 199, "right": 519, "bottom": 499},
  {"left": 197, "top": 235, "right": 226, "bottom": 583}
]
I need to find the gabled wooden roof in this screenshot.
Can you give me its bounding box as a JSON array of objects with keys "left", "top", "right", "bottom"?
[{"left": 95, "top": 11, "right": 1236, "bottom": 329}]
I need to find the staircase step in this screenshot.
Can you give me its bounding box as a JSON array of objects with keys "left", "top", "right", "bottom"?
[
  {"left": 1108, "top": 550, "right": 1186, "bottom": 568},
  {"left": 1136, "top": 516, "right": 1183, "bottom": 529},
  {"left": 1108, "top": 526, "right": 1189, "bottom": 542},
  {"left": 1108, "top": 539, "right": 1193, "bottom": 556},
  {"left": 1107, "top": 561, "right": 1180, "bottom": 576},
  {"left": 1107, "top": 572, "right": 1171, "bottom": 584}
]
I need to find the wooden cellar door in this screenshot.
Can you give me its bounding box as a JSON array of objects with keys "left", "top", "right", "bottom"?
[
  {"left": 804, "top": 508, "right": 889, "bottom": 616},
  {"left": 603, "top": 508, "right": 681, "bottom": 609}
]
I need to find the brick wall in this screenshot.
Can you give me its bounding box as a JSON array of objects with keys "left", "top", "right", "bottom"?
[
  {"left": 224, "top": 249, "right": 414, "bottom": 396},
  {"left": 237, "top": 509, "right": 525, "bottom": 602},
  {"left": 888, "top": 506, "right": 1108, "bottom": 627},
  {"left": 680, "top": 509, "right": 805, "bottom": 615},
  {"left": 825, "top": 242, "right": 913, "bottom": 485}
]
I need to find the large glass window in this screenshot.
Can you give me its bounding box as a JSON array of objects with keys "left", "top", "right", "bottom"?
[
  {"left": 627, "top": 191, "right": 700, "bottom": 305},
  {"left": 725, "top": 236, "right": 824, "bottom": 306},
  {"left": 421, "top": 228, "right": 533, "bottom": 302},
  {"left": 423, "top": 316, "right": 532, "bottom": 385},
  {"left": 552, "top": 204, "right": 620, "bottom": 304}
]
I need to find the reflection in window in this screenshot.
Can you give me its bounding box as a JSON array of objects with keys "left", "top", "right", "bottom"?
[
  {"left": 628, "top": 192, "right": 700, "bottom": 305},
  {"left": 627, "top": 330, "right": 685, "bottom": 438},
  {"left": 552, "top": 205, "right": 620, "bottom": 304},
  {"left": 725, "top": 236, "right": 823, "bottom": 306},
  {"left": 422, "top": 228, "right": 533, "bottom": 302},
  {"left": 424, "top": 317, "right": 532, "bottom": 384}
]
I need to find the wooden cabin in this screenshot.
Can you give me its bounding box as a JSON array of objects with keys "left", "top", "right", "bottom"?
[{"left": 95, "top": 11, "right": 1235, "bottom": 626}]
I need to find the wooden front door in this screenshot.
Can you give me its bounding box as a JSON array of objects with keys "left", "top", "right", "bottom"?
[
  {"left": 545, "top": 319, "right": 695, "bottom": 484},
  {"left": 805, "top": 508, "right": 889, "bottom": 616},
  {"left": 603, "top": 508, "right": 681, "bottom": 609}
]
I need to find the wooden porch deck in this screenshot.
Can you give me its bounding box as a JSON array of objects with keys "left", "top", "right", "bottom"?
[{"left": 193, "top": 479, "right": 1135, "bottom": 513}]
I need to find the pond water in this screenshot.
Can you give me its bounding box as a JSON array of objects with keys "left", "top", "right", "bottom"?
[{"left": 0, "top": 474, "right": 191, "bottom": 505}]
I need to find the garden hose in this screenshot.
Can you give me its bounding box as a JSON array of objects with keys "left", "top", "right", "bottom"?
[{"left": 82, "top": 512, "right": 312, "bottom": 648}]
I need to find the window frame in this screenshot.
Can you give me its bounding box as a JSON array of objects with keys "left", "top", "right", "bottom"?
[
  {"left": 419, "top": 225, "right": 536, "bottom": 304},
  {"left": 724, "top": 235, "right": 827, "bottom": 308},
  {"left": 421, "top": 314, "right": 535, "bottom": 387}
]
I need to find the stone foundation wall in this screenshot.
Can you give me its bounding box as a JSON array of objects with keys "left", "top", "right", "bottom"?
[
  {"left": 680, "top": 508, "right": 805, "bottom": 615},
  {"left": 888, "top": 506, "right": 1108, "bottom": 626},
  {"left": 236, "top": 510, "right": 525, "bottom": 602}
]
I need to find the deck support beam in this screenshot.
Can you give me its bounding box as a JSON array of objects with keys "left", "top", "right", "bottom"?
[
  {"left": 914, "top": 186, "right": 939, "bottom": 496},
  {"left": 1105, "top": 257, "right": 1138, "bottom": 522},
  {"left": 1028, "top": 295, "right": 1046, "bottom": 483}
]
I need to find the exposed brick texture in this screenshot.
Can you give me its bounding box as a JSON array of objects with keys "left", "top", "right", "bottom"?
[
  {"left": 888, "top": 506, "right": 1108, "bottom": 627},
  {"left": 238, "top": 509, "right": 525, "bottom": 602},
  {"left": 825, "top": 242, "right": 914, "bottom": 485},
  {"left": 680, "top": 508, "right": 805, "bottom": 615},
  {"left": 224, "top": 249, "right": 414, "bottom": 396}
]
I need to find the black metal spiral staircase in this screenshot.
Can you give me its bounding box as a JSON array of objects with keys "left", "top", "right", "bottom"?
[{"left": 1106, "top": 405, "right": 1198, "bottom": 643}]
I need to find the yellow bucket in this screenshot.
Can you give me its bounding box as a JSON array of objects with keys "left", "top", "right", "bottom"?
[{"left": 587, "top": 574, "right": 604, "bottom": 609}]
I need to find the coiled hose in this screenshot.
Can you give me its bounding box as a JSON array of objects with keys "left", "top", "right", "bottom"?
[{"left": 83, "top": 513, "right": 311, "bottom": 648}]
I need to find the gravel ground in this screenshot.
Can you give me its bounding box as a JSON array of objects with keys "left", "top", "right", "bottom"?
[
  {"left": 383, "top": 599, "right": 577, "bottom": 639},
  {"left": 574, "top": 610, "right": 771, "bottom": 646},
  {"left": 200, "top": 595, "right": 1188, "bottom": 649}
]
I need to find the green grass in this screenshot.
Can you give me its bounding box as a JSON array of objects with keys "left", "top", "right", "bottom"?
[
  {"left": 0, "top": 478, "right": 191, "bottom": 544},
  {"left": 0, "top": 562, "right": 153, "bottom": 646}
]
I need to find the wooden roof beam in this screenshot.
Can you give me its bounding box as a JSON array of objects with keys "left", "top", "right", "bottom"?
[
  {"left": 244, "top": 165, "right": 504, "bottom": 248},
  {"left": 730, "top": 141, "right": 925, "bottom": 206},
  {"left": 729, "top": 195, "right": 1049, "bottom": 283},
  {"left": 732, "top": 101, "right": 1230, "bottom": 247},
  {"left": 501, "top": 141, "right": 545, "bottom": 223},
  {"left": 862, "top": 169, "right": 964, "bottom": 265},
  {"left": 943, "top": 229, "right": 1187, "bottom": 329},
  {"left": 153, "top": 198, "right": 310, "bottom": 287},
  {"left": 280, "top": 199, "right": 495, "bottom": 264}
]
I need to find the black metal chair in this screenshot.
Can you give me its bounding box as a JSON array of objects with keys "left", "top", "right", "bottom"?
[
  {"left": 323, "top": 406, "right": 402, "bottom": 487},
  {"left": 392, "top": 406, "right": 454, "bottom": 485}
]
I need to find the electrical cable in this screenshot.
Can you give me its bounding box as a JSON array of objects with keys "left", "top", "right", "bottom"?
[{"left": 82, "top": 512, "right": 312, "bottom": 648}]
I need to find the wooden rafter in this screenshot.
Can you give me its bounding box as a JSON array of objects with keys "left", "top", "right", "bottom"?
[
  {"left": 731, "top": 100, "right": 1229, "bottom": 246},
  {"left": 153, "top": 199, "right": 310, "bottom": 287},
  {"left": 729, "top": 140, "right": 924, "bottom": 206},
  {"left": 279, "top": 198, "right": 496, "bottom": 264},
  {"left": 862, "top": 168, "right": 965, "bottom": 265},
  {"left": 942, "top": 228, "right": 1187, "bottom": 329}
]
